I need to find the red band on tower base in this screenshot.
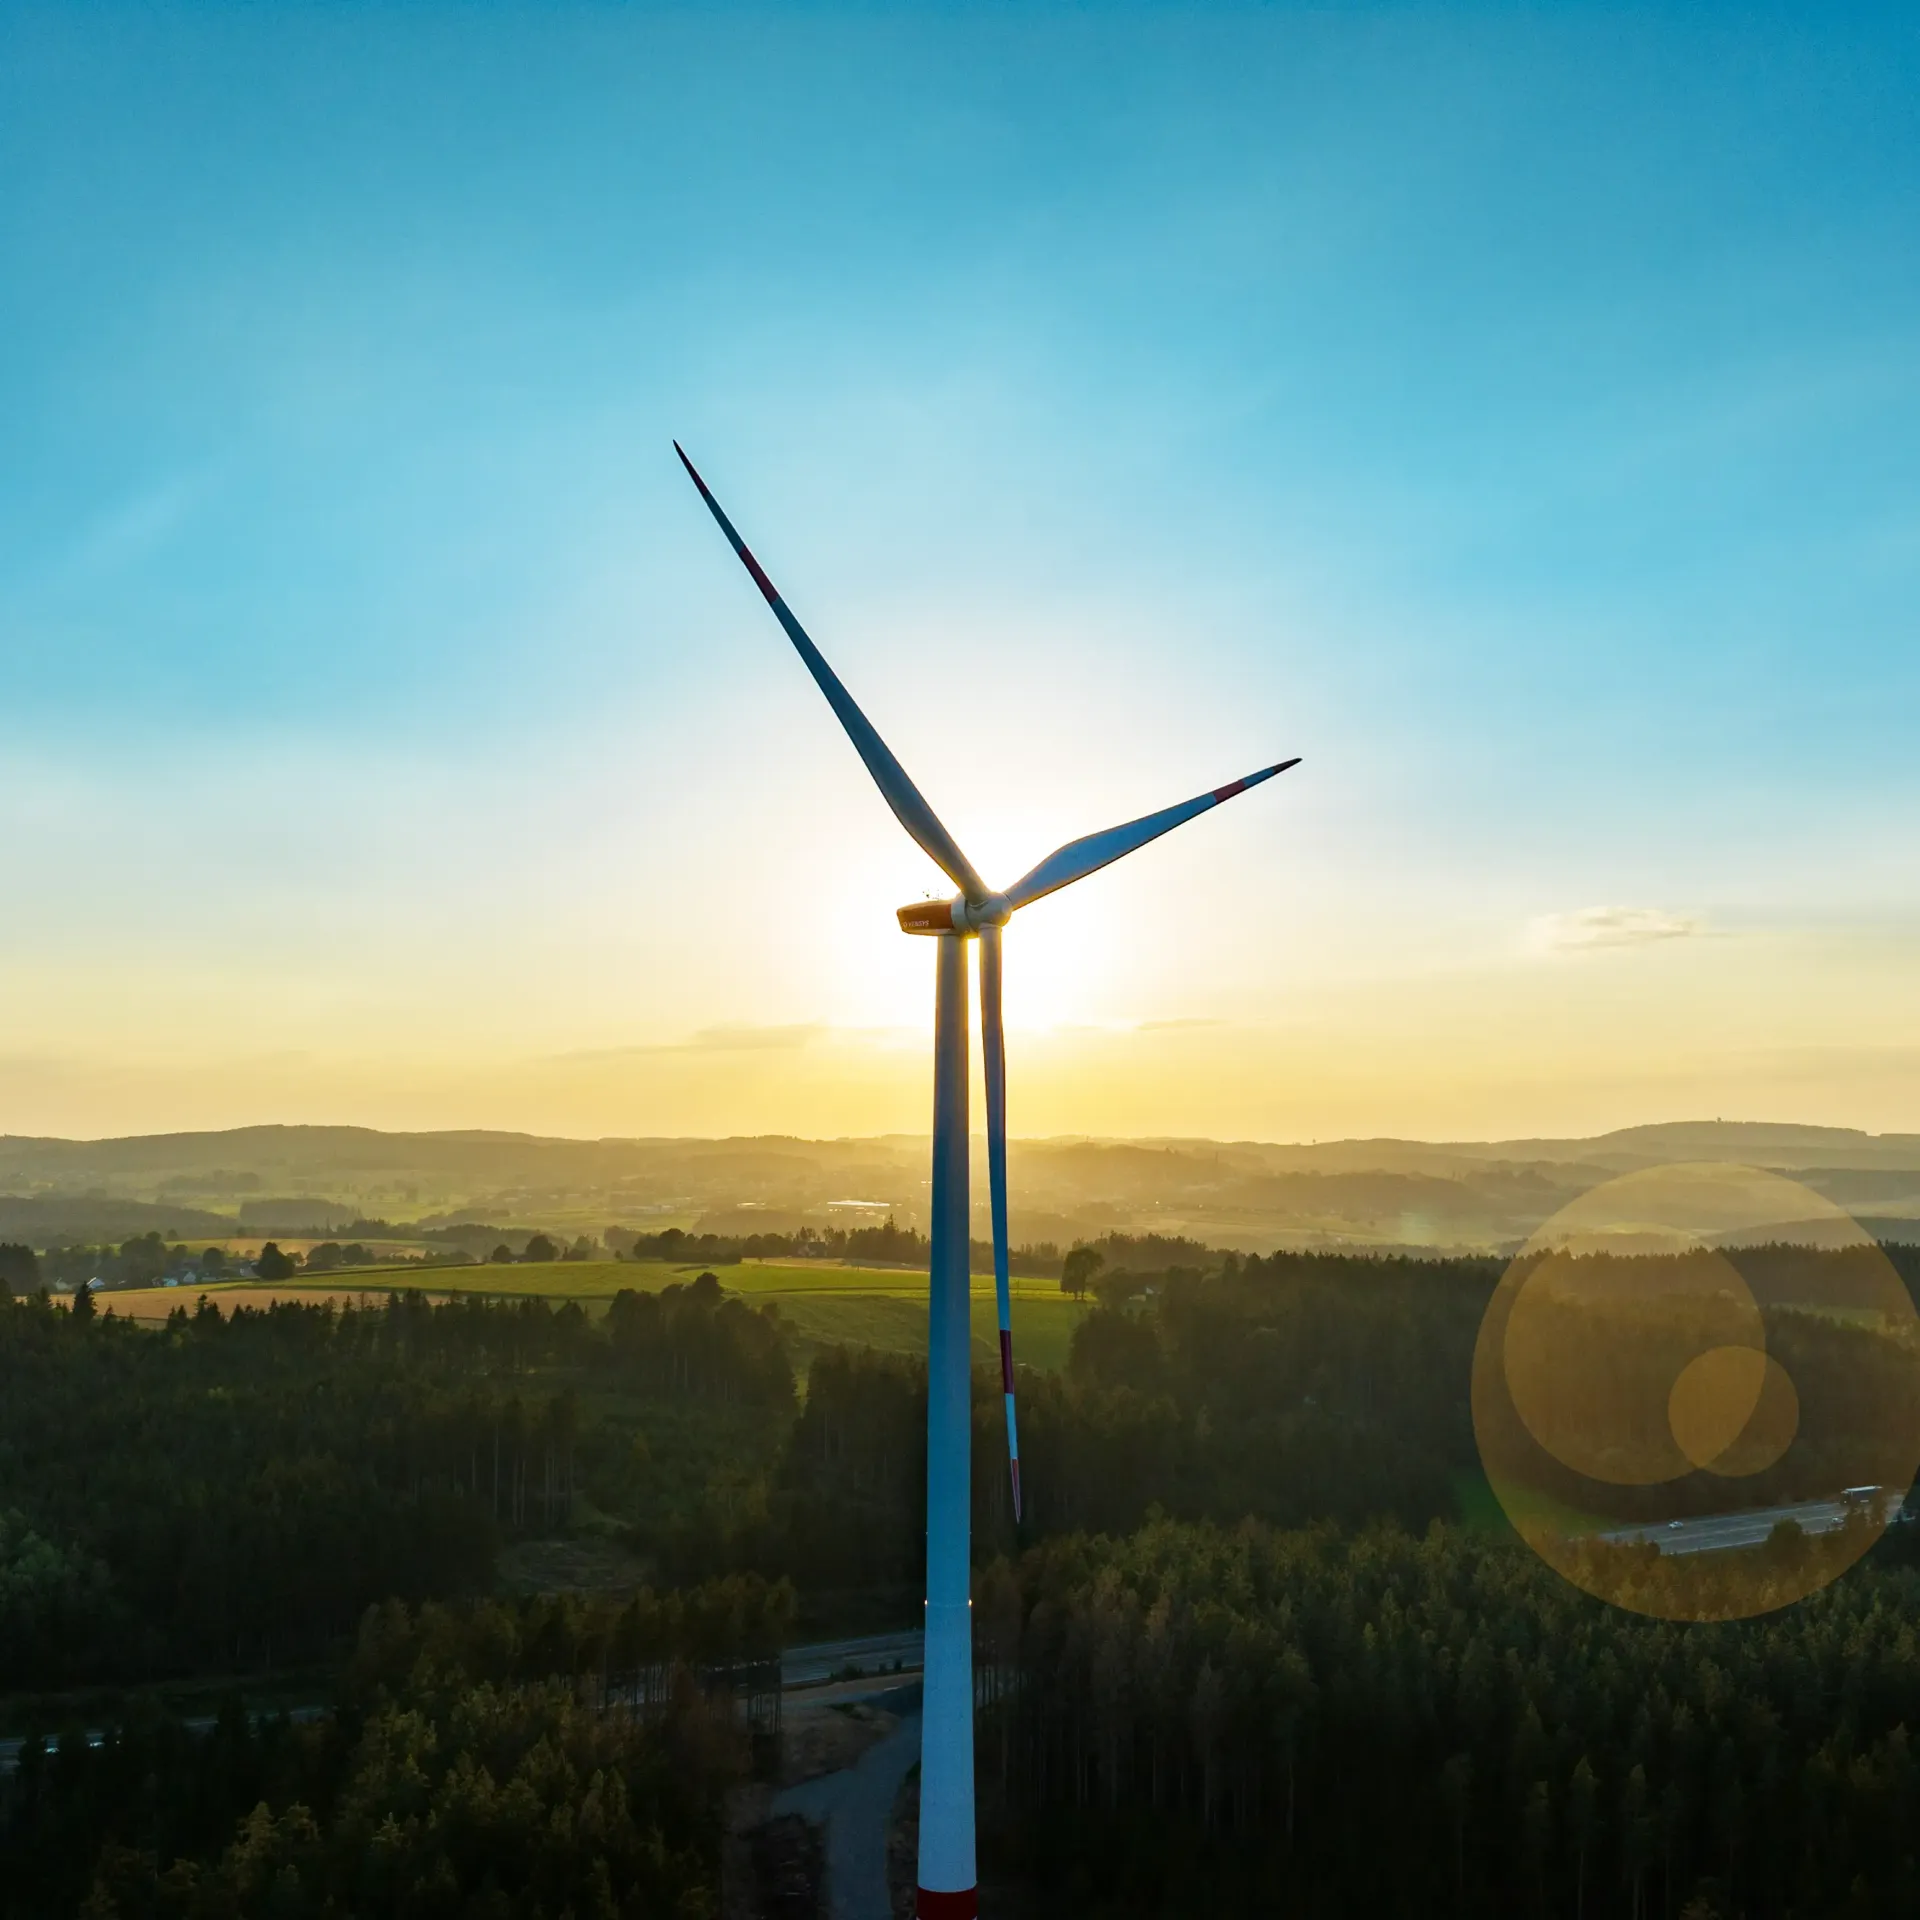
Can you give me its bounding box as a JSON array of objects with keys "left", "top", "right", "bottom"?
[{"left": 916, "top": 1890, "right": 978, "bottom": 1919}]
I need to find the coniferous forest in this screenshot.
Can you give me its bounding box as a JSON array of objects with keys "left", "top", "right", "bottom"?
[{"left": 2, "top": 1245, "right": 1919, "bottom": 1914}]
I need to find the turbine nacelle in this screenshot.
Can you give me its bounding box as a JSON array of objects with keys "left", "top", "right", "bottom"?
[{"left": 897, "top": 894, "right": 1011, "bottom": 937}]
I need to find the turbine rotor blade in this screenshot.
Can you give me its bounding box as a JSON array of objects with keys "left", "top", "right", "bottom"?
[
  {"left": 978, "top": 923, "right": 1023, "bottom": 1524},
  {"left": 675, "top": 442, "right": 989, "bottom": 904},
  {"left": 1004, "top": 758, "right": 1300, "bottom": 912}
]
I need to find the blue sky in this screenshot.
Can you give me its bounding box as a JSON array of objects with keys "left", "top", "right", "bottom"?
[{"left": 1, "top": 4, "right": 1916, "bottom": 1140}]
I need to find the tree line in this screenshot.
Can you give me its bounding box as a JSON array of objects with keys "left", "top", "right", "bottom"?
[
  {"left": 0, "top": 1280, "right": 794, "bottom": 1689},
  {"left": 0, "top": 1245, "right": 1498, "bottom": 1693},
  {"left": 760, "top": 1249, "right": 1500, "bottom": 1605},
  {"left": 623, "top": 1216, "right": 1063, "bottom": 1275},
  {"left": 13, "top": 1241, "right": 1913, "bottom": 1691}
]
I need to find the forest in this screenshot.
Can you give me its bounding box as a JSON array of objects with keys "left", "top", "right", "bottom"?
[
  {"left": 2, "top": 1241, "right": 1918, "bottom": 1913},
  {"left": 976, "top": 1516, "right": 1920, "bottom": 1917},
  {"left": 5, "top": 1580, "right": 790, "bottom": 1918}
]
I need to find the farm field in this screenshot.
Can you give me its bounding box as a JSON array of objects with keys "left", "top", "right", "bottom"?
[
  {"left": 97, "top": 1284, "right": 463, "bottom": 1325},
  {"left": 95, "top": 1258, "right": 1090, "bottom": 1371}
]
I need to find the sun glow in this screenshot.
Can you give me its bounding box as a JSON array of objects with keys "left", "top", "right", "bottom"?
[{"left": 813, "top": 914, "right": 1130, "bottom": 1051}]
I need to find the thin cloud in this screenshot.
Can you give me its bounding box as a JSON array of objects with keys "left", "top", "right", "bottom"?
[
  {"left": 66, "top": 471, "right": 214, "bottom": 581},
  {"left": 685, "top": 1023, "right": 824, "bottom": 1053},
  {"left": 1531, "top": 907, "right": 1704, "bottom": 953},
  {"left": 550, "top": 1024, "right": 826, "bottom": 1064}
]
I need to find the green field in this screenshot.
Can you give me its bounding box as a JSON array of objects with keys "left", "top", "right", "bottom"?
[
  {"left": 105, "top": 1257, "right": 1090, "bottom": 1373},
  {"left": 766, "top": 1283, "right": 1087, "bottom": 1373},
  {"left": 1450, "top": 1468, "right": 1617, "bottom": 1541}
]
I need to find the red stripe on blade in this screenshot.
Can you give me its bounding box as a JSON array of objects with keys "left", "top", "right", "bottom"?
[
  {"left": 998, "top": 1329, "right": 1014, "bottom": 1392},
  {"left": 673, "top": 443, "right": 782, "bottom": 606},
  {"left": 739, "top": 548, "right": 781, "bottom": 605},
  {"left": 1210, "top": 777, "right": 1248, "bottom": 803}
]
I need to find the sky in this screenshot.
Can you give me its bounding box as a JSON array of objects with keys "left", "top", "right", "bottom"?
[{"left": 1, "top": 3, "right": 1916, "bottom": 1144}]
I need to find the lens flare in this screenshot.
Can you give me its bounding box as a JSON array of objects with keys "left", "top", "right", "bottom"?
[
  {"left": 1667, "top": 1345, "right": 1796, "bottom": 1474},
  {"left": 1472, "top": 1165, "right": 1920, "bottom": 1621}
]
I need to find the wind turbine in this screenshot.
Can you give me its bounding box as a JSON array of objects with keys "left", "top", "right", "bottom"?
[{"left": 676, "top": 443, "right": 1297, "bottom": 1920}]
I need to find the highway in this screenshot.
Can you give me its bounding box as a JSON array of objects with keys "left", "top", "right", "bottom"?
[
  {"left": 1599, "top": 1494, "right": 1899, "bottom": 1557},
  {"left": 0, "top": 1704, "right": 326, "bottom": 1775},
  {"left": 781, "top": 1629, "right": 922, "bottom": 1690}
]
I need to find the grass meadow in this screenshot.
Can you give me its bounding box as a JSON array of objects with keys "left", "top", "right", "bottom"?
[{"left": 99, "top": 1257, "right": 1090, "bottom": 1373}]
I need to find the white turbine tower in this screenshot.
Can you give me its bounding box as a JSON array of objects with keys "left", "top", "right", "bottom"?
[{"left": 677, "top": 444, "right": 1297, "bottom": 1920}]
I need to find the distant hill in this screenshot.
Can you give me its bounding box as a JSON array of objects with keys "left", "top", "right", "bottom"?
[
  {"left": 0, "top": 1195, "right": 235, "bottom": 1245},
  {"left": 0, "top": 1120, "right": 1913, "bottom": 1255},
  {"left": 1443, "top": 1120, "right": 1920, "bottom": 1171}
]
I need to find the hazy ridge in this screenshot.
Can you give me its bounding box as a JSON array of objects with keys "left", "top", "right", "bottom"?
[{"left": 1, "top": 1119, "right": 1916, "bottom": 1254}]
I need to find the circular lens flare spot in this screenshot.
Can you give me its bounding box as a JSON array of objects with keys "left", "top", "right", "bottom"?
[
  {"left": 1668, "top": 1345, "right": 1779, "bottom": 1471},
  {"left": 1693, "top": 1349, "right": 1800, "bottom": 1479},
  {"left": 1503, "top": 1245, "right": 1763, "bottom": 1486},
  {"left": 1471, "top": 1164, "right": 1920, "bottom": 1622}
]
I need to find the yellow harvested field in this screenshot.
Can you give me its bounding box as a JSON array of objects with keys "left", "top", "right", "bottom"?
[{"left": 99, "top": 1284, "right": 464, "bottom": 1325}]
